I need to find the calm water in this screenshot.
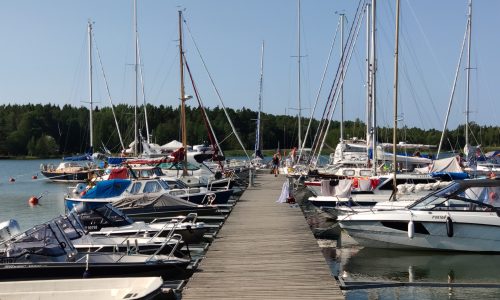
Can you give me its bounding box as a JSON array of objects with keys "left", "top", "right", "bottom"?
[
  {"left": 298, "top": 188, "right": 500, "bottom": 300},
  {"left": 0, "top": 159, "right": 69, "bottom": 230}
]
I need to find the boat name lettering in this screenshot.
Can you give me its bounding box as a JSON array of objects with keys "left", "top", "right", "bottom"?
[
  {"left": 431, "top": 215, "right": 447, "bottom": 220},
  {"left": 4, "top": 264, "right": 45, "bottom": 268}
]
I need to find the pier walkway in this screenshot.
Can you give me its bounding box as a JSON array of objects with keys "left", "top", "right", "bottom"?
[{"left": 182, "top": 172, "right": 344, "bottom": 299}]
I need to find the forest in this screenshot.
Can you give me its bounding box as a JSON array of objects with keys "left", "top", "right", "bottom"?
[{"left": 0, "top": 103, "right": 498, "bottom": 157}]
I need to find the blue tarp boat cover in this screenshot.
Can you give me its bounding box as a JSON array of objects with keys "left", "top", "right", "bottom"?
[
  {"left": 63, "top": 154, "right": 92, "bottom": 161},
  {"left": 81, "top": 179, "right": 131, "bottom": 199}
]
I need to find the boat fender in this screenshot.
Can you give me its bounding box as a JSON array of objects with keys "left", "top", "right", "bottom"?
[
  {"left": 74, "top": 183, "right": 87, "bottom": 195},
  {"left": 408, "top": 220, "right": 415, "bottom": 239},
  {"left": 446, "top": 216, "right": 454, "bottom": 237}
]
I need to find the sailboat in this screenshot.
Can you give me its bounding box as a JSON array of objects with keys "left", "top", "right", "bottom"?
[{"left": 40, "top": 21, "right": 100, "bottom": 183}]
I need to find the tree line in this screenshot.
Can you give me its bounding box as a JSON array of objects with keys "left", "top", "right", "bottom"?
[{"left": 0, "top": 103, "right": 498, "bottom": 157}]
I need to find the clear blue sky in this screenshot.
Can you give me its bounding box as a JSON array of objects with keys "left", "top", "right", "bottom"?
[{"left": 0, "top": 0, "right": 498, "bottom": 132}]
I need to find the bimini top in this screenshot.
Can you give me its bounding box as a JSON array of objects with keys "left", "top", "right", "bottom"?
[{"left": 82, "top": 179, "right": 131, "bottom": 199}]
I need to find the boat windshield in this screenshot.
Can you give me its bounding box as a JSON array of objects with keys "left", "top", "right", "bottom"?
[
  {"left": 410, "top": 181, "right": 500, "bottom": 211},
  {"left": 91, "top": 204, "right": 134, "bottom": 225}
]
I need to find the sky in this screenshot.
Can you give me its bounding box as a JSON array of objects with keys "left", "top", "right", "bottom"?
[{"left": 0, "top": 0, "right": 499, "bottom": 133}]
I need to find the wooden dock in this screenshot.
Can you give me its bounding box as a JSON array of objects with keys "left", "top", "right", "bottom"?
[{"left": 182, "top": 172, "right": 344, "bottom": 299}]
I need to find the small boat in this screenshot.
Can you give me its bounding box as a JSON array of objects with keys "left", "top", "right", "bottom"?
[
  {"left": 0, "top": 221, "right": 191, "bottom": 281},
  {"left": 307, "top": 173, "right": 445, "bottom": 210},
  {"left": 53, "top": 213, "right": 187, "bottom": 256},
  {"left": 0, "top": 276, "right": 165, "bottom": 300},
  {"left": 76, "top": 204, "right": 209, "bottom": 244},
  {"left": 112, "top": 193, "right": 220, "bottom": 221},
  {"left": 40, "top": 161, "right": 99, "bottom": 183},
  {"left": 340, "top": 178, "right": 500, "bottom": 252},
  {"left": 64, "top": 177, "right": 233, "bottom": 212}
]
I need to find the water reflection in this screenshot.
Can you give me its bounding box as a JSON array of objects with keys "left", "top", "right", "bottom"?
[{"left": 340, "top": 247, "right": 500, "bottom": 284}]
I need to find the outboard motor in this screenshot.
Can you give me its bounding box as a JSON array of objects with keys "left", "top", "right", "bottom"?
[{"left": 71, "top": 202, "right": 90, "bottom": 215}]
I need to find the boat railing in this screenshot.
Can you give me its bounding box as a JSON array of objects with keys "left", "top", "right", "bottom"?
[
  {"left": 201, "top": 193, "right": 216, "bottom": 205},
  {"left": 148, "top": 213, "right": 198, "bottom": 243},
  {"left": 145, "top": 233, "right": 184, "bottom": 262}
]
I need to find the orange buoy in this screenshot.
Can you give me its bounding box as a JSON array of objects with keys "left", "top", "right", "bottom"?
[
  {"left": 28, "top": 196, "right": 39, "bottom": 206},
  {"left": 8, "top": 177, "right": 15, "bottom": 183}
]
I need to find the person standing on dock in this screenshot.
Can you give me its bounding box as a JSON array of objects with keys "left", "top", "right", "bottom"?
[{"left": 272, "top": 153, "right": 281, "bottom": 176}]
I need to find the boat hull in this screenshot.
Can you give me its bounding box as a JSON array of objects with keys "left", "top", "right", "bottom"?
[
  {"left": 41, "top": 170, "right": 92, "bottom": 183},
  {"left": 0, "top": 260, "right": 191, "bottom": 281},
  {"left": 340, "top": 211, "right": 500, "bottom": 252},
  {"left": 180, "top": 189, "right": 233, "bottom": 205}
]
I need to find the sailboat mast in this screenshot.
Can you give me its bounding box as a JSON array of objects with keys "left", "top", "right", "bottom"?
[
  {"left": 391, "top": 0, "right": 400, "bottom": 200},
  {"left": 371, "top": 0, "right": 377, "bottom": 175},
  {"left": 255, "top": 41, "right": 264, "bottom": 157},
  {"left": 340, "top": 13, "right": 345, "bottom": 143},
  {"left": 465, "top": 0, "right": 472, "bottom": 157},
  {"left": 88, "top": 20, "right": 94, "bottom": 151},
  {"left": 297, "top": 0, "right": 302, "bottom": 148},
  {"left": 138, "top": 44, "right": 150, "bottom": 144},
  {"left": 179, "top": 10, "right": 188, "bottom": 176},
  {"left": 133, "top": 0, "right": 139, "bottom": 156},
  {"left": 365, "top": 4, "right": 371, "bottom": 164}
]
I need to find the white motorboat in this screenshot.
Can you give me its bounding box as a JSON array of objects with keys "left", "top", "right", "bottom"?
[
  {"left": 340, "top": 178, "right": 500, "bottom": 252},
  {"left": 0, "top": 276, "right": 164, "bottom": 300},
  {"left": 307, "top": 173, "right": 445, "bottom": 208}
]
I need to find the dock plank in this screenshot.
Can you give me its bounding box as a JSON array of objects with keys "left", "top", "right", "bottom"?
[{"left": 182, "top": 173, "right": 344, "bottom": 300}]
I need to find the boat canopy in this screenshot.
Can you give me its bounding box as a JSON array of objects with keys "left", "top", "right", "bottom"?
[
  {"left": 82, "top": 179, "right": 131, "bottom": 199},
  {"left": 113, "top": 193, "right": 201, "bottom": 209},
  {"left": 108, "top": 168, "right": 129, "bottom": 179}
]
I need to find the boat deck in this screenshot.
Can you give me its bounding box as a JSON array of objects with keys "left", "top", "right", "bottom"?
[{"left": 182, "top": 173, "right": 344, "bottom": 299}]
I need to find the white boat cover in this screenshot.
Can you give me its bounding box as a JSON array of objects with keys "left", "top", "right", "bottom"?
[{"left": 161, "top": 140, "right": 183, "bottom": 151}]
